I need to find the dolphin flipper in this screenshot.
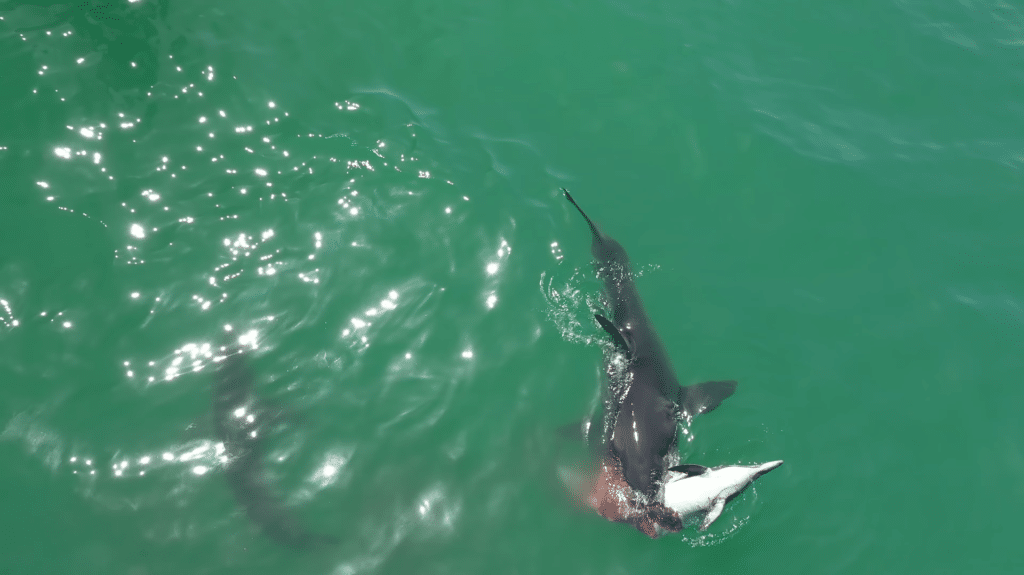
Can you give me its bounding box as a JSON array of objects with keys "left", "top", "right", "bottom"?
[
  {"left": 699, "top": 498, "right": 726, "bottom": 531},
  {"left": 677, "top": 380, "right": 737, "bottom": 419},
  {"left": 594, "top": 314, "right": 632, "bottom": 356}
]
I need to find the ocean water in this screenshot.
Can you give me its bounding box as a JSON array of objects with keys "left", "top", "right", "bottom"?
[{"left": 2, "top": 1, "right": 1022, "bottom": 573}]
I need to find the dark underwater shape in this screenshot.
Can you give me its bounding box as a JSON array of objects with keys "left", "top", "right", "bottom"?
[
  {"left": 562, "top": 188, "right": 737, "bottom": 498},
  {"left": 213, "top": 344, "right": 338, "bottom": 549}
]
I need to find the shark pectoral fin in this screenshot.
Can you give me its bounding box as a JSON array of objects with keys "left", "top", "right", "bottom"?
[
  {"left": 667, "top": 464, "right": 709, "bottom": 477},
  {"left": 677, "top": 380, "right": 737, "bottom": 418},
  {"left": 699, "top": 498, "right": 726, "bottom": 531},
  {"left": 594, "top": 314, "right": 632, "bottom": 356}
]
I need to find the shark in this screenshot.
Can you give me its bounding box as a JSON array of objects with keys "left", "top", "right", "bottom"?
[
  {"left": 561, "top": 189, "right": 739, "bottom": 537},
  {"left": 663, "top": 461, "right": 784, "bottom": 531},
  {"left": 213, "top": 342, "right": 337, "bottom": 548}
]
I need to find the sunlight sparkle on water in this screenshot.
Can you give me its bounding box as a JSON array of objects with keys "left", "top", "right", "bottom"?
[{"left": 238, "top": 329, "right": 259, "bottom": 348}]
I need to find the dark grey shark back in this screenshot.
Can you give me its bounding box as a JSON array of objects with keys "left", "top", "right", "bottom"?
[
  {"left": 562, "top": 189, "right": 737, "bottom": 496},
  {"left": 214, "top": 346, "right": 338, "bottom": 549}
]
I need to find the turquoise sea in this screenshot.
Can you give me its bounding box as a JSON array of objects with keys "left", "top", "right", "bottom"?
[{"left": 2, "top": 1, "right": 1022, "bottom": 573}]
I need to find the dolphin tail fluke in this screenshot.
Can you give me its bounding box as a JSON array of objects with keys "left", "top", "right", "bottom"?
[
  {"left": 562, "top": 188, "right": 603, "bottom": 241},
  {"left": 677, "top": 380, "right": 738, "bottom": 419},
  {"left": 754, "top": 460, "right": 784, "bottom": 479}
]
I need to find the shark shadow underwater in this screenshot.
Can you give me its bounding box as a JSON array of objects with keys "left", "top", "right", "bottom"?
[
  {"left": 212, "top": 342, "right": 339, "bottom": 548},
  {"left": 559, "top": 189, "right": 781, "bottom": 537}
]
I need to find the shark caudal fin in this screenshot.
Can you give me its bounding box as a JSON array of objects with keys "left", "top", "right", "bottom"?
[
  {"left": 677, "top": 380, "right": 737, "bottom": 419},
  {"left": 562, "top": 188, "right": 631, "bottom": 270},
  {"left": 562, "top": 188, "right": 602, "bottom": 241}
]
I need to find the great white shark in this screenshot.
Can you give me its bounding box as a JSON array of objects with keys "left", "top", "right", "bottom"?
[
  {"left": 561, "top": 189, "right": 739, "bottom": 537},
  {"left": 213, "top": 343, "right": 337, "bottom": 548}
]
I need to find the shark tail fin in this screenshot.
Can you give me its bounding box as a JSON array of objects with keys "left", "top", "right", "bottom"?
[
  {"left": 562, "top": 188, "right": 603, "bottom": 241},
  {"left": 677, "top": 380, "right": 737, "bottom": 419}
]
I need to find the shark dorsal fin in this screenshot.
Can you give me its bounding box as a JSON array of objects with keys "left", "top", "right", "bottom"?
[
  {"left": 667, "top": 464, "right": 709, "bottom": 477},
  {"left": 677, "top": 380, "right": 737, "bottom": 419},
  {"left": 699, "top": 498, "right": 726, "bottom": 531},
  {"left": 594, "top": 314, "right": 632, "bottom": 356}
]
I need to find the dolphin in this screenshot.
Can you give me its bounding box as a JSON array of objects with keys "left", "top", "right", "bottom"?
[
  {"left": 213, "top": 343, "right": 337, "bottom": 548},
  {"left": 561, "top": 189, "right": 738, "bottom": 536},
  {"left": 663, "top": 461, "right": 784, "bottom": 531}
]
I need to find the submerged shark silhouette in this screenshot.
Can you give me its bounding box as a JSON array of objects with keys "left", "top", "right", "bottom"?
[
  {"left": 213, "top": 343, "right": 337, "bottom": 548},
  {"left": 561, "top": 189, "right": 738, "bottom": 536}
]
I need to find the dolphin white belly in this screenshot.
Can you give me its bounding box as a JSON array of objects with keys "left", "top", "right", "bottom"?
[{"left": 663, "top": 460, "right": 783, "bottom": 531}]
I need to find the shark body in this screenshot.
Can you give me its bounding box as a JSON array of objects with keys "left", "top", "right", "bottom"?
[
  {"left": 561, "top": 189, "right": 738, "bottom": 536},
  {"left": 213, "top": 344, "right": 337, "bottom": 548}
]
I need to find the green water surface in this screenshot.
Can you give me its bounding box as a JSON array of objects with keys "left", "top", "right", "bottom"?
[{"left": 1, "top": 1, "right": 1022, "bottom": 573}]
